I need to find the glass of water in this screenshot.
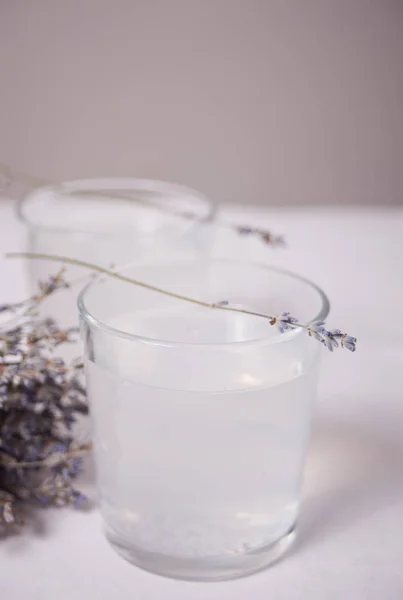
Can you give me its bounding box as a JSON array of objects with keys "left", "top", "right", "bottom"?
[
  {"left": 17, "top": 178, "right": 214, "bottom": 325},
  {"left": 78, "top": 259, "right": 329, "bottom": 581}
]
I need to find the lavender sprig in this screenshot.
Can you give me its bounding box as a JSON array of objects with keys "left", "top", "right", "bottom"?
[
  {"left": 269, "top": 313, "right": 356, "bottom": 352},
  {"left": 236, "top": 226, "right": 285, "bottom": 247},
  {"left": 7, "top": 253, "right": 357, "bottom": 355}
]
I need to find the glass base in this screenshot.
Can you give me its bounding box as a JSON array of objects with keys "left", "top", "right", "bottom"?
[{"left": 105, "top": 524, "right": 296, "bottom": 581}]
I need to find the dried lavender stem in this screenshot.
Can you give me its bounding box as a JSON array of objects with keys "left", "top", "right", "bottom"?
[
  {"left": 6, "top": 252, "right": 280, "bottom": 322},
  {"left": 5, "top": 254, "right": 356, "bottom": 352},
  {"left": 4, "top": 253, "right": 311, "bottom": 336},
  {"left": 6, "top": 252, "right": 211, "bottom": 308},
  {"left": 4, "top": 253, "right": 323, "bottom": 332}
]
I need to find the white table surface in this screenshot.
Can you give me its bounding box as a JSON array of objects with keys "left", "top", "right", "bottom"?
[{"left": 1, "top": 199, "right": 402, "bottom": 599}]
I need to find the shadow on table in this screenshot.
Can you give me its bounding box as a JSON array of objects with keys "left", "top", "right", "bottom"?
[{"left": 296, "top": 407, "right": 403, "bottom": 550}]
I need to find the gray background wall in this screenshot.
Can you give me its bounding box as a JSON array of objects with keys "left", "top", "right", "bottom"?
[{"left": 1, "top": 0, "right": 402, "bottom": 205}]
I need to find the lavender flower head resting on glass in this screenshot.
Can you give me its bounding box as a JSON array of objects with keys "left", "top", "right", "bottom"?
[{"left": 269, "top": 312, "right": 356, "bottom": 352}]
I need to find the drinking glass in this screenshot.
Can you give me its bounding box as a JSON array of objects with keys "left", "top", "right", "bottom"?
[
  {"left": 78, "top": 259, "right": 329, "bottom": 581},
  {"left": 17, "top": 178, "right": 214, "bottom": 325}
]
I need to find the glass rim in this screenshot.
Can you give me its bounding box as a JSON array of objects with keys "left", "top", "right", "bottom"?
[
  {"left": 77, "top": 259, "right": 331, "bottom": 349},
  {"left": 16, "top": 177, "right": 216, "bottom": 237}
]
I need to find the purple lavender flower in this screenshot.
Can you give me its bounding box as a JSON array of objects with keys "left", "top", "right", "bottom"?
[
  {"left": 340, "top": 334, "right": 357, "bottom": 352},
  {"left": 0, "top": 304, "right": 13, "bottom": 313},
  {"left": 37, "top": 269, "right": 69, "bottom": 298},
  {"left": 306, "top": 320, "right": 326, "bottom": 341},
  {"left": 270, "top": 312, "right": 299, "bottom": 333},
  {"left": 320, "top": 330, "right": 339, "bottom": 352},
  {"left": 237, "top": 226, "right": 253, "bottom": 235},
  {"left": 71, "top": 490, "right": 87, "bottom": 509},
  {"left": 235, "top": 225, "right": 285, "bottom": 247},
  {"left": 53, "top": 440, "right": 70, "bottom": 454},
  {"left": 68, "top": 457, "right": 83, "bottom": 477},
  {"left": 264, "top": 313, "right": 357, "bottom": 352},
  {"left": 306, "top": 323, "right": 356, "bottom": 352}
]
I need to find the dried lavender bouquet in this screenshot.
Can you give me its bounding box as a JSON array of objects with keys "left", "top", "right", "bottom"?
[{"left": 0, "top": 271, "right": 88, "bottom": 531}]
